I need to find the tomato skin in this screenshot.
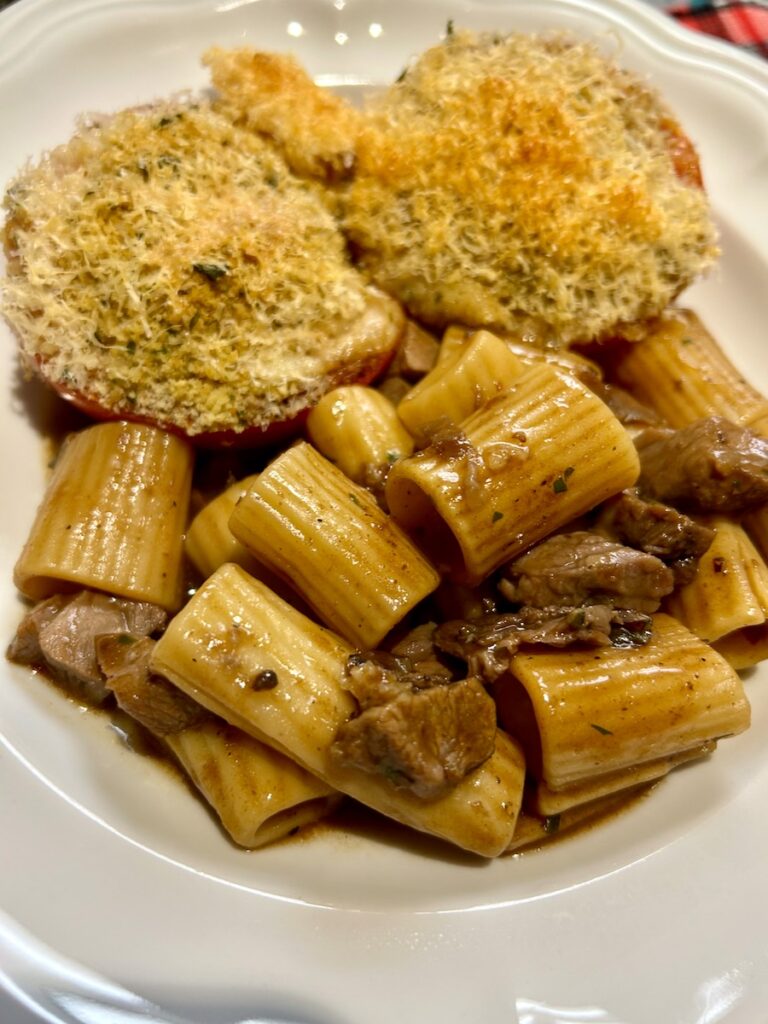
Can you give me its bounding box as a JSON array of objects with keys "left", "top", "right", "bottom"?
[
  {"left": 40, "top": 347, "right": 395, "bottom": 449},
  {"left": 661, "top": 117, "right": 704, "bottom": 191}
]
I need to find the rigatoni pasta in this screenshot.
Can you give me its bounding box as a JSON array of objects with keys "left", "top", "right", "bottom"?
[
  {"left": 396, "top": 329, "right": 524, "bottom": 442},
  {"left": 713, "top": 624, "right": 768, "bottom": 671},
  {"left": 664, "top": 517, "right": 768, "bottom": 642},
  {"left": 386, "top": 362, "right": 640, "bottom": 583},
  {"left": 229, "top": 441, "right": 439, "bottom": 648},
  {"left": 306, "top": 385, "right": 414, "bottom": 485},
  {"left": 437, "top": 326, "right": 603, "bottom": 384},
  {"left": 529, "top": 742, "right": 715, "bottom": 816},
  {"left": 166, "top": 719, "right": 340, "bottom": 848},
  {"left": 151, "top": 563, "right": 527, "bottom": 858},
  {"left": 185, "top": 475, "right": 262, "bottom": 580},
  {"left": 609, "top": 309, "right": 768, "bottom": 429},
  {"left": 506, "top": 786, "right": 652, "bottom": 853},
  {"left": 495, "top": 614, "right": 749, "bottom": 791},
  {"left": 14, "top": 421, "right": 193, "bottom": 611}
]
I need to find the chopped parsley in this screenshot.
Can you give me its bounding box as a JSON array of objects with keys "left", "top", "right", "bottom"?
[
  {"left": 553, "top": 466, "right": 575, "bottom": 493},
  {"left": 492, "top": 510, "right": 504, "bottom": 523},
  {"left": 157, "top": 113, "right": 183, "bottom": 128},
  {"left": 192, "top": 261, "right": 228, "bottom": 281}
]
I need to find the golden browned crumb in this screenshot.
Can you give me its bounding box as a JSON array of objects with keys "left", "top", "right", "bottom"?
[
  {"left": 204, "top": 47, "right": 364, "bottom": 183},
  {"left": 343, "top": 30, "right": 718, "bottom": 345},
  {"left": 2, "top": 100, "right": 402, "bottom": 438}
]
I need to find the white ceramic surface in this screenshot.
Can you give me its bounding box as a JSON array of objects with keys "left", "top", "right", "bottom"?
[{"left": 1, "top": 1, "right": 767, "bottom": 1022}]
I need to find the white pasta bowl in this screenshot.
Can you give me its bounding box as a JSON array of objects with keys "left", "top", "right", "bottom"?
[{"left": 0, "top": 0, "right": 767, "bottom": 1022}]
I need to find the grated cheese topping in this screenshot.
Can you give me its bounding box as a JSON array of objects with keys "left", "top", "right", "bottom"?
[
  {"left": 343, "top": 30, "right": 719, "bottom": 346},
  {"left": 204, "top": 47, "right": 363, "bottom": 183},
  {"left": 1, "top": 100, "right": 400, "bottom": 437}
]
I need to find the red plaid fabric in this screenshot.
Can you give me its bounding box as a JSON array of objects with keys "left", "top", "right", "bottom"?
[{"left": 668, "top": 1, "right": 768, "bottom": 59}]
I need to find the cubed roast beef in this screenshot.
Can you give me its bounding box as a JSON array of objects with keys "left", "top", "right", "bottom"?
[
  {"left": 332, "top": 655, "right": 496, "bottom": 799},
  {"left": 434, "top": 606, "right": 652, "bottom": 682},
  {"left": 598, "top": 488, "right": 715, "bottom": 585},
  {"left": 635, "top": 417, "right": 768, "bottom": 513},
  {"left": 96, "top": 634, "right": 208, "bottom": 736},
  {"left": 588, "top": 380, "right": 663, "bottom": 430},
  {"left": 498, "top": 531, "right": 674, "bottom": 613},
  {"left": 6, "top": 594, "right": 71, "bottom": 665},
  {"left": 7, "top": 590, "right": 167, "bottom": 703}
]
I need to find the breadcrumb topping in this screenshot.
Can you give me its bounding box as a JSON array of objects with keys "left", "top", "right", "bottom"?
[
  {"left": 2, "top": 101, "right": 399, "bottom": 437},
  {"left": 204, "top": 47, "right": 363, "bottom": 183},
  {"left": 343, "top": 30, "right": 719, "bottom": 345}
]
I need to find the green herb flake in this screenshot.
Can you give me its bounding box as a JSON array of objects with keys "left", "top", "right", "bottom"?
[
  {"left": 349, "top": 493, "right": 362, "bottom": 507},
  {"left": 590, "top": 723, "right": 613, "bottom": 736},
  {"left": 610, "top": 622, "right": 652, "bottom": 648},
  {"left": 492, "top": 510, "right": 504, "bottom": 523},
  {"left": 125, "top": 340, "right": 136, "bottom": 355},
  {"left": 543, "top": 814, "right": 561, "bottom": 835},
  {"left": 116, "top": 634, "right": 137, "bottom": 646},
  {"left": 386, "top": 451, "right": 400, "bottom": 464},
  {"left": 446, "top": 18, "right": 455, "bottom": 36},
  {"left": 553, "top": 466, "right": 575, "bottom": 493},
  {"left": 192, "top": 261, "right": 228, "bottom": 281}
]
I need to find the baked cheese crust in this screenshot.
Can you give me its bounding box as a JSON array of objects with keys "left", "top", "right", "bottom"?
[
  {"left": 2, "top": 100, "right": 402, "bottom": 439},
  {"left": 342, "top": 30, "right": 718, "bottom": 345}
]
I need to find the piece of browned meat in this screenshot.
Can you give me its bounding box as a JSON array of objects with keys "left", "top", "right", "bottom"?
[
  {"left": 636, "top": 417, "right": 768, "bottom": 513},
  {"left": 6, "top": 594, "right": 72, "bottom": 665},
  {"left": 7, "top": 590, "right": 167, "bottom": 703},
  {"left": 598, "top": 488, "right": 715, "bottom": 585},
  {"left": 588, "top": 380, "right": 662, "bottom": 430},
  {"left": 499, "top": 531, "right": 674, "bottom": 613},
  {"left": 434, "top": 607, "right": 652, "bottom": 682},
  {"left": 96, "top": 634, "right": 208, "bottom": 736},
  {"left": 332, "top": 656, "right": 496, "bottom": 799},
  {"left": 388, "top": 622, "right": 455, "bottom": 679},
  {"left": 341, "top": 647, "right": 454, "bottom": 710}
]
